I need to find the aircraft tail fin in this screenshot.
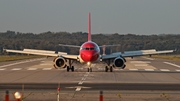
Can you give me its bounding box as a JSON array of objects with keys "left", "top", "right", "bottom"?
[{"left": 88, "top": 12, "right": 91, "bottom": 41}]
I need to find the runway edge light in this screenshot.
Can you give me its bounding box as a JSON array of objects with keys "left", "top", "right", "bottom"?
[
  {"left": 99, "top": 90, "right": 103, "bottom": 101},
  {"left": 57, "top": 87, "right": 60, "bottom": 101},
  {"left": 5, "top": 90, "right": 9, "bottom": 101}
]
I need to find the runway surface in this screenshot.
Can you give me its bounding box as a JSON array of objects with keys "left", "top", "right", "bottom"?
[{"left": 0, "top": 56, "right": 180, "bottom": 101}]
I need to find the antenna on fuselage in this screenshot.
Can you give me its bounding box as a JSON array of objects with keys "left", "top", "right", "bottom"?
[{"left": 88, "top": 12, "right": 91, "bottom": 41}]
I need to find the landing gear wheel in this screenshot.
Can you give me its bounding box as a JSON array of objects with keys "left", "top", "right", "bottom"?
[
  {"left": 110, "top": 66, "right": 113, "bottom": 72},
  {"left": 88, "top": 68, "right": 92, "bottom": 72},
  {"left": 90, "top": 68, "right": 92, "bottom": 72},
  {"left": 67, "top": 66, "right": 70, "bottom": 72},
  {"left": 71, "top": 66, "right": 74, "bottom": 72},
  {"left": 105, "top": 66, "right": 108, "bottom": 72}
]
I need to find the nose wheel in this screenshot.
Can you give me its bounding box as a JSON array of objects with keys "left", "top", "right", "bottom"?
[{"left": 88, "top": 68, "right": 92, "bottom": 72}]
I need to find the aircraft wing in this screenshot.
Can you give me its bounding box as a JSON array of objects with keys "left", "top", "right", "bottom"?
[
  {"left": 4, "top": 48, "right": 67, "bottom": 57},
  {"left": 102, "top": 49, "right": 174, "bottom": 60},
  {"left": 4, "top": 48, "right": 79, "bottom": 60},
  {"left": 60, "top": 54, "right": 78, "bottom": 60}
]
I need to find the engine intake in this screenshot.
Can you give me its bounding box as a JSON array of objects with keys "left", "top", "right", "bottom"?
[
  {"left": 53, "top": 57, "right": 67, "bottom": 69},
  {"left": 113, "top": 57, "right": 125, "bottom": 68}
]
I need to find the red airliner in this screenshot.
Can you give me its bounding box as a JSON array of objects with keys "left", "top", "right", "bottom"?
[{"left": 5, "top": 13, "right": 174, "bottom": 72}]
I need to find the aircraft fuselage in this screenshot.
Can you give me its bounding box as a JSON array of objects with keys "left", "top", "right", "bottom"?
[{"left": 79, "top": 41, "right": 100, "bottom": 63}]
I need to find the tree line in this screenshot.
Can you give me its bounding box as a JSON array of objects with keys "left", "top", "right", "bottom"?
[{"left": 0, "top": 31, "right": 180, "bottom": 55}]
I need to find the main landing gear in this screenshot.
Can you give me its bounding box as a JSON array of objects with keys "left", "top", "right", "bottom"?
[
  {"left": 66, "top": 60, "right": 75, "bottom": 72},
  {"left": 105, "top": 66, "right": 113, "bottom": 72},
  {"left": 104, "top": 59, "right": 113, "bottom": 72},
  {"left": 67, "top": 66, "right": 74, "bottom": 72}
]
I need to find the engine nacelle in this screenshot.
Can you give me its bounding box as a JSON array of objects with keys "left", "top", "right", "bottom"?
[
  {"left": 113, "top": 57, "right": 126, "bottom": 68},
  {"left": 53, "top": 57, "right": 67, "bottom": 69}
]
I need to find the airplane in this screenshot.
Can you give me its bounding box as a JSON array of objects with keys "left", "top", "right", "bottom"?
[{"left": 4, "top": 13, "right": 174, "bottom": 72}]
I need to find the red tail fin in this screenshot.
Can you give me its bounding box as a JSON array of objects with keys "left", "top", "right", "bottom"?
[{"left": 88, "top": 12, "right": 91, "bottom": 41}]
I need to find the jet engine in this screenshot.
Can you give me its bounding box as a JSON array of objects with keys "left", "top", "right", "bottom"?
[
  {"left": 53, "top": 57, "right": 67, "bottom": 69},
  {"left": 113, "top": 57, "right": 126, "bottom": 69}
]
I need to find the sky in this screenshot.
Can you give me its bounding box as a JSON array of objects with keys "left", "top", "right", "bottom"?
[{"left": 0, "top": 0, "right": 180, "bottom": 35}]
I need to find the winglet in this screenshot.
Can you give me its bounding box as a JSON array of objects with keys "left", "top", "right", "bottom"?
[{"left": 88, "top": 12, "right": 91, "bottom": 41}]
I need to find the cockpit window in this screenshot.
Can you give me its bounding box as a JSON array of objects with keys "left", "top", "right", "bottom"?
[{"left": 82, "top": 47, "right": 96, "bottom": 50}]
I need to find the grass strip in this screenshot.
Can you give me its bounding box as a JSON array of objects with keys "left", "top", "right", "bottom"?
[
  {"left": 151, "top": 55, "right": 180, "bottom": 61},
  {"left": 0, "top": 55, "right": 44, "bottom": 62}
]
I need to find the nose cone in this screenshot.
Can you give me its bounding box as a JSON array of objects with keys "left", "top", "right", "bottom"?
[{"left": 80, "top": 51, "right": 99, "bottom": 62}]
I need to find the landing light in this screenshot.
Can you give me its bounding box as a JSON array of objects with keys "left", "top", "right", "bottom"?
[
  {"left": 87, "top": 62, "right": 91, "bottom": 67},
  {"left": 14, "top": 91, "right": 22, "bottom": 100}
]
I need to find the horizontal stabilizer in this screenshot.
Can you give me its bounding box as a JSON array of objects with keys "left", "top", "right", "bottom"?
[{"left": 59, "top": 44, "right": 81, "bottom": 48}]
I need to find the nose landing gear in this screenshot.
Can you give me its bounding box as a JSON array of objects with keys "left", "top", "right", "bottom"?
[
  {"left": 88, "top": 68, "right": 92, "bottom": 72},
  {"left": 87, "top": 62, "right": 92, "bottom": 72}
]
